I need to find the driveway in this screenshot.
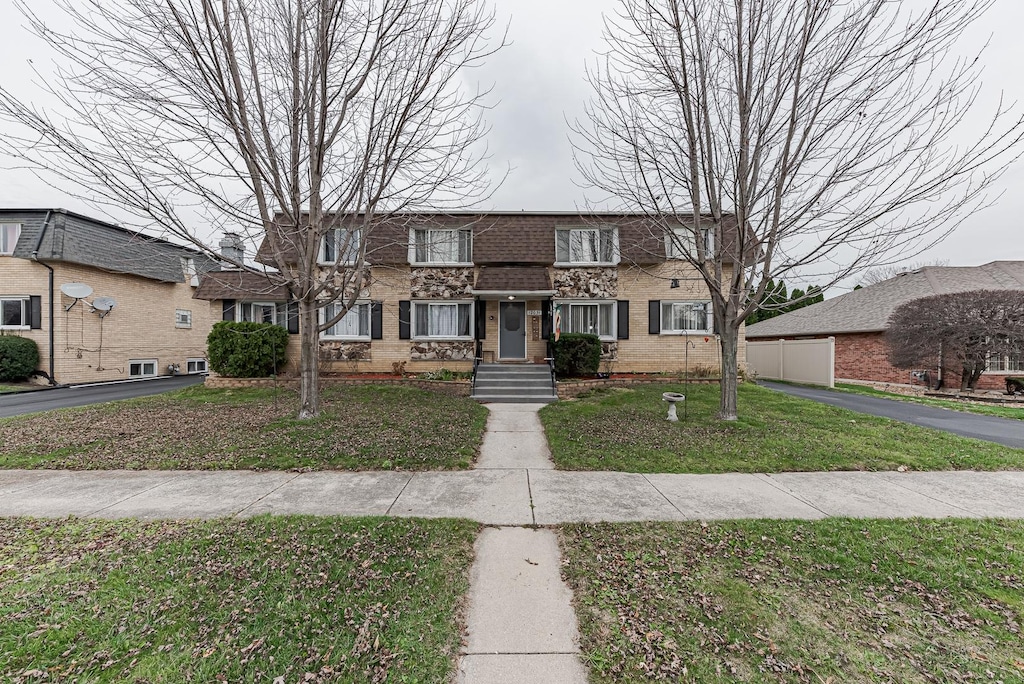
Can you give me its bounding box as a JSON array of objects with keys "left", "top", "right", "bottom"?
[
  {"left": 0, "top": 374, "right": 205, "bottom": 418},
  {"left": 761, "top": 381, "right": 1024, "bottom": 450}
]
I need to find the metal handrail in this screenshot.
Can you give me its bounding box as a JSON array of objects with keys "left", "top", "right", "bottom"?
[
  {"left": 545, "top": 339, "right": 556, "bottom": 395},
  {"left": 471, "top": 340, "right": 483, "bottom": 394}
]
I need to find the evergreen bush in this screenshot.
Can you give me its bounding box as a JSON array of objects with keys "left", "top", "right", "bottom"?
[
  {"left": 551, "top": 333, "right": 602, "bottom": 377},
  {"left": 0, "top": 335, "right": 40, "bottom": 382},
  {"left": 206, "top": 321, "right": 289, "bottom": 378}
]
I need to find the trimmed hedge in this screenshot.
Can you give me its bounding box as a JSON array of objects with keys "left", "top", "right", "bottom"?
[
  {"left": 207, "top": 321, "right": 289, "bottom": 378},
  {"left": 551, "top": 333, "right": 602, "bottom": 377},
  {"left": 0, "top": 335, "right": 40, "bottom": 382},
  {"left": 1007, "top": 377, "right": 1024, "bottom": 395}
]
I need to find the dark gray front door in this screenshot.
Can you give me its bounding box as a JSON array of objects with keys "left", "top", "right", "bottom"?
[{"left": 499, "top": 302, "right": 527, "bottom": 359}]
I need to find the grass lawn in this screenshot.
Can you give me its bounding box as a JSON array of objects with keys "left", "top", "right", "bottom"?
[
  {"left": 0, "top": 384, "right": 488, "bottom": 471},
  {"left": 1, "top": 516, "right": 477, "bottom": 683},
  {"left": 560, "top": 519, "right": 1024, "bottom": 683},
  {"left": 0, "top": 384, "right": 26, "bottom": 394},
  {"left": 539, "top": 383, "right": 1024, "bottom": 473},
  {"left": 834, "top": 382, "right": 1024, "bottom": 421}
]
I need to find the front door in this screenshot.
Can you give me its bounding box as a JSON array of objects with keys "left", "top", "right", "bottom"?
[{"left": 499, "top": 301, "right": 527, "bottom": 359}]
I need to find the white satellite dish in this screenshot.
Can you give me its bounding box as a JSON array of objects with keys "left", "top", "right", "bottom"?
[
  {"left": 92, "top": 296, "right": 117, "bottom": 317},
  {"left": 60, "top": 283, "right": 94, "bottom": 311}
]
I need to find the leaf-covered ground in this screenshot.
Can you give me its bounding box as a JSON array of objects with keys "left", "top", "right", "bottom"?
[
  {"left": 0, "top": 384, "right": 488, "bottom": 471},
  {"left": 539, "top": 384, "right": 1024, "bottom": 473},
  {"left": 560, "top": 519, "right": 1024, "bottom": 683},
  {"left": 0, "top": 516, "right": 477, "bottom": 683}
]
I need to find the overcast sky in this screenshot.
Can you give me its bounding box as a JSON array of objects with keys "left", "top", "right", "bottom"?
[{"left": 1, "top": 0, "right": 1022, "bottom": 293}]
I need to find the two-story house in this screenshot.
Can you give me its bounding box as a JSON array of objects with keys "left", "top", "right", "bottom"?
[{"left": 194, "top": 213, "right": 742, "bottom": 377}]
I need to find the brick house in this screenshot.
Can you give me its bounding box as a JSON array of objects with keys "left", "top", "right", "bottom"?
[
  {"left": 1, "top": 209, "right": 220, "bottom": 385},
  {"left": 193, "top": 213, "right": 742, "bottom": 377},
  {"left": 745, "top": 261, "right": 1024, "bottom": 390}
]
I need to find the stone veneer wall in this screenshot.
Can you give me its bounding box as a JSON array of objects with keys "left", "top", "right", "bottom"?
[
  {"left": 319, "top": 341, "right": 371, "bottom": 362},
  {"left": 410, "top": 268, "right": 474, "bottom": 298},
  {"left": 410, "top": 340, "right": 475, "bottom": 361},
  {"left": 553, "top": 268, "right": 619, "bottom": 298}
]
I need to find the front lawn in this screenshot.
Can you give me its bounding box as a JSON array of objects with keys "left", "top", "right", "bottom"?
[
  {"left": 0, "top": 384, "right": 488, "bottom": 470},
  {"left": 539, "top": 383, "right": 1024, "bottom": 473},
  {"left": 0, "top": 516, "right": 477, "bottom": 683},
  {"left": 835, "top": 382, "right": 1024, "bottom": 421},
  {"left": 560, "top": 519, "right": 1024, "bottom": 683}
]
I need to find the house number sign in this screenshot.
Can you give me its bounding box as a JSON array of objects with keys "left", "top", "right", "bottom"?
[{"left": 526, "top": 309, "right": 542, "bottom": 316}]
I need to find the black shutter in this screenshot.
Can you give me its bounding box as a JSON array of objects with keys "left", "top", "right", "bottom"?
[
  {"left": 617, "top": 300, "right": 629, "bottom": 339},
  {"left": 648, "top": 300, "right": 660, "bottom": 334},
  {"left": 541, "top": 300, "right": 552, "bottom": 339},
  {"left": 398, "top": 300, "right": 411, "bottom": 340},
  {"left": 222, "top": 299, "right": 236, "bottom": 322},
  {"left": 287, "top": 301, "right": 299, "bottom": 334},
  {"left": 475, "top": 300, "right": 487, "bottom": 339},
  {"left": 371, "top": 301, "right": 383, "bottom": 340},
  {"left": 29, "top": 296, "right": 42, "bottom": 329}
]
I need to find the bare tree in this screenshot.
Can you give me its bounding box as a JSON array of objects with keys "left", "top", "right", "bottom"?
[
  {"left": 887, "top": 290, "right": 1024, "bottom": 391},
  {"left": 573, "top": 0, "right": 1024, "bottom": 420},
  {"left": 0, "top": 0, "right": 499, "bottom": 418},
  {"left": 860, "top": 260, "right": 950, "bottom": 287}
]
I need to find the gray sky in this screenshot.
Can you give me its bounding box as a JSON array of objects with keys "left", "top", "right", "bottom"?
[{"left": 1, "top": 0, "right": 1022, "bottom": 293}]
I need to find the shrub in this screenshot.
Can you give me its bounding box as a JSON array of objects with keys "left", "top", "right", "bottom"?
[
  {"left": 206, "top": 321, "right": 289, "bottom": 378},
  {"left": 1007, "top": 377, "right": 1024, "bottom": 395},
  {"left": 551, "top": 333, "right": 602, "bottom": 377},
  {"left": 0, "top": 335, "right": 40, "bottom": 382}
]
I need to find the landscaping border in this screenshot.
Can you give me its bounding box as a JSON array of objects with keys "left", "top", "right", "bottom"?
[
  {"left": 204, "top": 375, "right": 473, "bottom": 397},
  {"left": 555, "top": 376, "right": 720, "bottom": 399}
]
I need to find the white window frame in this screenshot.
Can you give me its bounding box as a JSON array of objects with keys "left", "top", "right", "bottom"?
[
  {"left": 321, "top": 301, "right": 371, "bottom": 340},
  {"left": 319, "top": 228, "right": 362, "bottom": 265},
  {"left": 175, "top": 309, "right": 193, "bottom": 329},
  {"left": 186, "top": 358, "right": 208, "bottom": 374},
  {"left": 129, "top": 359, "right": 158, "bottom": 378},
  {"left": 660, "top": 300, "right": 714, "bottom": 334},
  {"left": 409, "top": 227, "right": 473, "bottom": 266},
  {"left": 555, "top": 226, "right": 619, "bottom": 266},
  {"left": 556, "top": 300, "right": 617, "bottom": 340},
  {"left": 666, "top": 226, "right": 715, "bottom": 260},
  {"left": 0, "top": 223, "right": 21, "bottom": 255},
  {"left": 237, "top": 301, "right": 286, "bottom": 327},
  {"left": 0, "top": 296, "right": 29, "bottom": 330},
  {"left": 412, "top": 300, "right": 474, "bottom": 340},
  {"left": 986, "top": 351, "right": 1024, "bottom": 373}
]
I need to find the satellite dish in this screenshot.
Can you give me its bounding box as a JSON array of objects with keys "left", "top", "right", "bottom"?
[
  {"left": 92, "top": 296, "right": 117, "bottom": 317},
  {"left": 60, "top": 282, "right": 93, "bottom": 299}
]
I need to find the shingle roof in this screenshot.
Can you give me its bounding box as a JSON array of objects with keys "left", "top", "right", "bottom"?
[
  {"left": 745, "top": 261, "right": 1024, "bottom": 338},
  {"left": 4, "top": 208, "right": 219, "bottom": 283},
  {"left": 474, "top": 266, "right": 552, "bottom": 292},
  {"left": 193, "top": 270, "right": 289, "bottom": 301}
]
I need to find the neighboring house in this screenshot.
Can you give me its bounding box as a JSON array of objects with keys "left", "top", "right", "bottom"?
[
  {"left": 1, "top": 209, "right": 221, "bottom": 384},
  {"left": 193, "top": 212, "right": 742, "bottom": 375},
  {"left": 745, "top": 261, "right": 1024, "bottom": 390}
]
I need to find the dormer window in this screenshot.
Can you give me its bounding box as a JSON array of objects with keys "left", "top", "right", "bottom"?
[
  {"left": 666, "top": 225, "right": 714, "bottom": 260},
  {"left": 410, "top": 228, "right": 472, "bottom": 265},
  {"left": 321, "top": 228, "right": 361, "bottom": 265},
  {"left": 1, "top": 223, "right": 21, "bottom": 255},
  {"left": 555, "top": 227, "right": 618, "bottom": 265}
]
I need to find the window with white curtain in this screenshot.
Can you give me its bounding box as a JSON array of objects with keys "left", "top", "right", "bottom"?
[
  {"left": 661, "top": 301, "right": 712, "bottom": 333},
  {"left": 322, "top": 301, "right": 370, "bottom": 339},
  {"left": 412, "top": 301, "right": 472, "bottom": 338},
  {"left": 0, "top": 223, "right": 21, "bottom": 255},
  {"left": 239, "top": 301, "right": 287, "bottom": 327},
  {"left": 666, "top": 226, "right": 714, "bottom": 259},
  {"left": 321, "top": 228, "right": 361, "bottom": 264},
  {"left": 555, "top": 227, "right": 617, "bottom": 265},
  {"left": 556, "top": 301, "right": 615, "bottom": 339},
  {"left": 411, "top": 228, "right": 472, "bottom": 264}
]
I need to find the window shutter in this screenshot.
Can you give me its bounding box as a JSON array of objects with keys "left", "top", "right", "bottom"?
[
  {"left": 222, "top": 299, "right": 236, "bottom": 322},
  {"left": 398, "top": 300, "right": 411, "bottom": 340},
  {"left": 287, "top": 302, "right": 299, "bottom": 334},
  {"left": 541, "top": 300, "right": 552, "bottom": 339},
  {"left": 648, "top": 300, "right": 660, "bottom": 334},
  {"left": 371, "top": 301, "right": 383, "bottom": 340},
  {"left": 617, "top": 300, "right": 629, "bottom": 339},
  {"left": 29, "top": 296, "right": 42, "bottom": 329},
  {"left": 475, "top": 300, "right": 487, "bottom": 339}
]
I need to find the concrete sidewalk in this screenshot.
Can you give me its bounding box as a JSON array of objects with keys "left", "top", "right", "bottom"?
[{"left": 3, "top": 467, "right": 1023, "bottom": 522}]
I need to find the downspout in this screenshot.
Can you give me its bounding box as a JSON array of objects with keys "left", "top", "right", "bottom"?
[{"left": 30, "top": 210, "right": 57, "bottom": 385}]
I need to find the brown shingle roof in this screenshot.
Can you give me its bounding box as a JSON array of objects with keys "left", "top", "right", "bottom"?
[
  {"left": 193, "top": 270, "right": 289, "bottom": 301},
  {"left": 474, "top": 266, "right": 552, "bottom": 292}
]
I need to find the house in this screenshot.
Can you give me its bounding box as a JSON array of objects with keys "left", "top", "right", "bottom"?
[
  {"left": 193, "top": 212, "right": 742, "bottom": 376},
  {"left": 1, "top": 209, "right": 221, "bottom": 384},
  {"left": 745, "top": 261, "right": 1024, "bottom": 390}
]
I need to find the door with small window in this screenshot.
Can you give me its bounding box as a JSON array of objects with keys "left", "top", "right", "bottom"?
[{"left": 499, "top": 302, "right": 527, "bottom": 360}]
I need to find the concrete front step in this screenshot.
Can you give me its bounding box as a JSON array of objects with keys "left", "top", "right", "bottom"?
[
  {"left": 473, "top": 363, "right": 557, "bottom": 404},
  {"left": 474, "top": 379, "right": 556, "bottom": 389},
  {"left": 473, "top": 394, "right": 558, "bottom": 404}
]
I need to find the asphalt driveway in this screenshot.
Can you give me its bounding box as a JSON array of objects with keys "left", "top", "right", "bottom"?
[
  {"left": 0, "top": 375, "right": 204, "bottom": 418},
  {"left": 761, "top": 381, "right": 1024, "bottom": 450}
]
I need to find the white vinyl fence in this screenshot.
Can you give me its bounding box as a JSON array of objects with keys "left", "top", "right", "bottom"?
[{"left": 746, "top": 337, "right": 835, "bottom": 387}]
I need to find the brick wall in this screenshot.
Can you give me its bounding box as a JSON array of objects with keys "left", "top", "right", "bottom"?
[{"left": 1, "top": 257, "right": 219, "bottom": 384}]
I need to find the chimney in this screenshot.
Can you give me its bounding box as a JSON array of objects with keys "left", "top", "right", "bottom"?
[{"left": 219, "top": 232, "right": 245, "bottom": 265}]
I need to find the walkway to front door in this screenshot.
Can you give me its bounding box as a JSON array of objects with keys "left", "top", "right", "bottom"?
[{"left": 498, "top": 301, "right": 526, "bottom": 360}]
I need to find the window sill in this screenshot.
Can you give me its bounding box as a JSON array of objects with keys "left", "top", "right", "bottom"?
[
  {"left": 660, "top": 331, "right": 715, "bottom": 336},
  {"left": 553, "top": 262, "right": 617, "bottom": 268},
  {"left": 409, "top": 262, "right": 474, "bottom": 268},
  {"left": 321, "top": 336, "right": 372, "bottom": 342},
  {"left": 411, "top": 337, "right": 474, "bottom": 342},
  {"left": 0, "top": 325, "right": 30, "bottom": 331}
]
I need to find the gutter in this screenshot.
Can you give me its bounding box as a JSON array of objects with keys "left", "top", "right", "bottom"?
[{"left": 29, "top": 210, "right": 58, "bottom": 386}]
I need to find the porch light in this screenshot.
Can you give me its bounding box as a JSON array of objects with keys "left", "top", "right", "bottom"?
[{"left": 507, "top": 295, "right": 515, "bottom": 300}]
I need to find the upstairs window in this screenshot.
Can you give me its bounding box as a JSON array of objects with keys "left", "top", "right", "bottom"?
[
  {"left": 555, "top": 227, "right": 617, "bottom": 265},
  {"left": 322, "top": 301, "right": 370, "bottom": 339},
  {"left": 661, "top": 301, "right": 712, "bottom": 333},
  {"left": 666, "top": 226, "right": 714, "bottom": 259},
  {"left": 411, "top": 228, "right": 472, "bottom": 265},
  {"left": 321, "top": 228, "right": 361, "bottom": 265},
  {"left": 412, "top": 301, "right": 473, "bottom": 338},
  {"left": 0, "top": 223, "right": 21, "bottom": 255}
]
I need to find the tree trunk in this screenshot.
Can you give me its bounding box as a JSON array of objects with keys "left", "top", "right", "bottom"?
[
  {"left": 297, "top": 297, "right": 320, "bottom": 419},
  {"left": 718, "top": 322, "right": 739, "bottom": 421}
]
